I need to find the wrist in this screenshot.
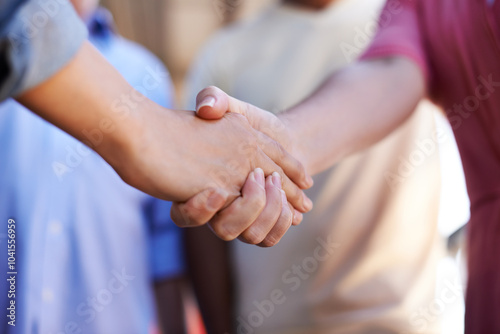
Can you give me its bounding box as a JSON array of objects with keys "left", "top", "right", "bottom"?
[
  {"left": 101, "top": 100, "right": 176, "bottom": 191},
  {"left": 278, "top": 112, "right": 315, "bottom": 175}
]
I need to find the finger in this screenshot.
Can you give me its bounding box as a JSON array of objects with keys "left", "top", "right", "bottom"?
[
  {"left": 196, "top": 86, "right": 229, "bottom": 120},
  {"left": 208, "top": 168, "right": 267, "bottom": 241},
  {"left": 292, "top": 209, "right": 304, "bottom": 226},
  {"left": 170, "top": 188, "right": 229, "bottom": 227},
  {"left": 280, "top": 168, "right": 313, "bottom": 213},
  {"left": 254, "top": 129, "right": 312, "bottom": 190},
  {"left": 196, "top": 87, "right": 314, "bottom": 190},
  {"left": 238, "top": 174, "right": 283, "bottom": 245},
  {"left": 257, "top": 152, "right": 313, "bottom": 213},
  {"left": 196, "top": 86, "right": 272, "bottom": 126},
  {"left": 258, "top": 189, "right": 293, "bottom": 248}
]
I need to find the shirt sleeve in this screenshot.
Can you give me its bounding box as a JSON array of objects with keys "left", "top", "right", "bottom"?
[
  {"left": 360, "top": 0, "right": 430, "bottom": 81},
  {"left": 0, "top": 0, "right": 88, "bottom": 100}
]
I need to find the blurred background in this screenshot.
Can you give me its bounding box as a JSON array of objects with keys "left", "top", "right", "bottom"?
[
  {"left": 100, "top": 0, "right": 277, "bottom": 103},
  {"left": 95, "top": 1, "right": 469, "bottom": 333}
]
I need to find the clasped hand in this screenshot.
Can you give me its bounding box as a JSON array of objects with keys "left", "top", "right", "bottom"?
[{"left": 170, "top": 87, "right": 313, "bottom": 247}]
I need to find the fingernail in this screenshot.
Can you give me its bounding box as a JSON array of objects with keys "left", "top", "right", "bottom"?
[
  {"left": 197, "top": 96, "right": 216, "bottom": 112},
  {"left": 254, "top": 168, "right": 265, "bottom": 188},
  {"left": 272, "top": 172, "right": 281, "bottom": 188},
  {"left": 280, "top": 189, "right": 287, "bottom": 209},
  {"left": 303, "top": 196, "right": 313, "bottom": 211}
]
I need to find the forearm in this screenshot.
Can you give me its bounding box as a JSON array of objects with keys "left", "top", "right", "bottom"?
[
  {"left": 283, "top": 57, "right": 426, "bottom": 175},
  {"left": 16, "top": 41, "right": 161, "bottom": 178},
  {"left": 15, "top": 42, "right": 312, "bottom": 213}
]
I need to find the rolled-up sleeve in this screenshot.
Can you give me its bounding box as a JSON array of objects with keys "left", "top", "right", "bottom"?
[
  {"left": 360, "top": 0, "right": 430, "bottom": 81},
  {"left": 0, "top": 0, "right": 88, "bottom": 100}
]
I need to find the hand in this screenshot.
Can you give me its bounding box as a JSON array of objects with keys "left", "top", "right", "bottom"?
[
  {"left": 117, "top": 105, "right": 313, "bottom": 207},
  {"left": 123, "top": 106, "right": 311, "bottom": 244},
  {"left": 195, "top": 87, "right": 306, "bottom": 167},
  {"left": 172, "top": 87, "right": 310, "bottom": 246},
  {"left": 172, "top": 168, "right": 303, "bottom": 247},
  {"left": 16, "top": 41, "right": 311, "bottom": 244}
]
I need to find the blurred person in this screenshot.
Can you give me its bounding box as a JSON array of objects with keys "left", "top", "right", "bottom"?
[
  {"left": 0, "top": 0, "right": 314, "bottom": 244},
  {"left": 182, "top": 0, "right": 500, "bottom": 331},
  {"left": 0, "top": 1, "right": 188, "bottom": 333},
  {"left": 183, "top": 0, "right": 468, "bottom": 333}
]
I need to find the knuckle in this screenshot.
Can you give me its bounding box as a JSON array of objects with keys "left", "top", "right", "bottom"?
[
  {"left": 212, "top": 223, "right": 238, "bottom": 242},
  {"left": 283, "top": 177, "right": 303, "bottom": 204},
  {"left": 282, "top": 209, "right": 293, "bottom": 229},
  {"left": 259, "top": 212, "right": 293, "bottom": 248},
  {"left": 170, "top": 206, "right": 186, "bottom": 227},
  {"left": 296, "top": 162, "right": 307, "bottom": 182},
  {"left": 247, "top": 192, "right": 266, "bottom": 212},
  {"left": 230, "top": 111, "right": 244, "bottom": 121},
  {"left": 291, "top": 185, "right": 304, "bottom": 203},
  {"left": 260, "top": 236, "right": 279, "bottom": 248},
  {"left": 179, "top": 206, "right": 205, "bottom": 227},
  {"left": 190, "top": 218, "right": 206, "bottom": 227},
  {"left": 242, "top": 227, "right": 266, "bottom": 245},
  {"left": 275, "top": 141, "right": 286, "bottom": 161}
]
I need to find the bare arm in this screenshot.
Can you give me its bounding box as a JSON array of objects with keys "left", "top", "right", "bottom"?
[
  {"left": 16, "top": 41, "right": 313, "bottom": 241},
  {"left": 179, "top": 57, "right": 426, "bottom": 224},
  {"left": 282, "top": 57, "right": 426, "bottom": 174},
  {"left": 193, "top": 57, "right": 425, "bottom": 174}
]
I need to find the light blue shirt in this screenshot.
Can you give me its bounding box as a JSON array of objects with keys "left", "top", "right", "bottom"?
[
  {"left": 0, "top": 9, "right": 184, "bottom": 334},
  {"left": 0, "top": 0, "right": 87, "bottom": 100}
]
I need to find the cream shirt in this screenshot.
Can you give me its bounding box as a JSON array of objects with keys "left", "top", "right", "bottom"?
[{"left": 186, "top": 1, "right": 446, "bottom": 332}]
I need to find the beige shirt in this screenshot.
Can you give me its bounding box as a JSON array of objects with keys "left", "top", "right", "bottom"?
[{"left": 186, "top": 1, "right": 444, "bottom": 333}]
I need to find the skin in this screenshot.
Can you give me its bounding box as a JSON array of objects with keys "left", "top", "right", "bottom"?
[
  {"left": 69, "top": 0, "right": 311, "bottom": 244},
  {"left": 178, "top": 57, "right": 425, "bottom": 227},
  {"left": 16, "top": 40, "right": 313, "bottom": 243},
  {"left": 70, "top": 0, "right": 100, "bottom": 21},
  {"left": 65, "top": 3, "right": 189, "bottom": 332},
  {"left": 185, "top": 3, "right": 419, "bottom": 331}
]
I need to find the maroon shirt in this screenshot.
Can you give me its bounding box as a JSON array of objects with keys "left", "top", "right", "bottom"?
[{"left": 362, "top": 0, "right": 500, "bottom": 332}]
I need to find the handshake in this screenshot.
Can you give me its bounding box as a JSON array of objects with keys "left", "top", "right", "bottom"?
[{"left": 118, "top": 86, "right": 314, "bottom": 247}]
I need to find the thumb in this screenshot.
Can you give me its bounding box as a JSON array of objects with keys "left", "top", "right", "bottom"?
[
  {"left": 196, "top": 86, "right": 230, "bottom": 120},
  {"left": 196, "top": 86, "right": 274, "bottom": 131}
]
